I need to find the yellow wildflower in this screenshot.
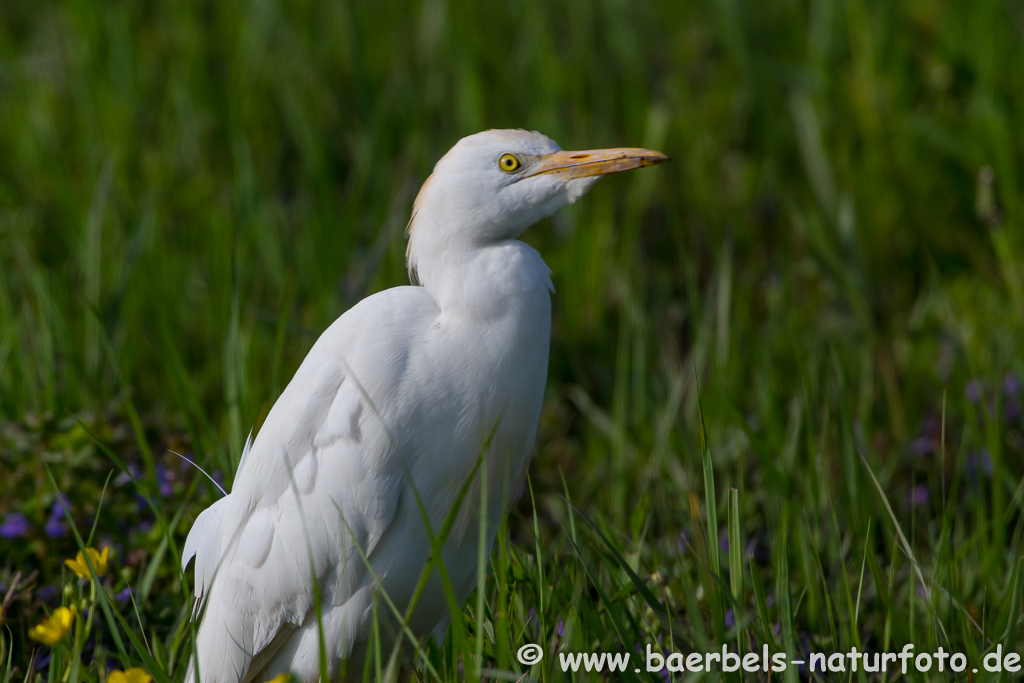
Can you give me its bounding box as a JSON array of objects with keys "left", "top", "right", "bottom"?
[
  {"left": 28, "top": 606, "right": 75, "bottom": 646},
  {"left": 107, "top": 667, "right": 152, "bottom": 683},
  {"left": 64, "top": 546, "right": 110, "bottom": 579},
  {"left": 264, "top": 676, "right": 290, "bottom": 683}
]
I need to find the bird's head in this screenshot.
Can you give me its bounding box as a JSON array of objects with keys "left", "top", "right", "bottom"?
[{"left": 406, "top": 129, "right": 667, "bottom": 284}]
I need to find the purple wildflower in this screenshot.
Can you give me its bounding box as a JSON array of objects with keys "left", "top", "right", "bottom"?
[
  {"left": 966, "top": 450, "right": 993, "bottom": 478},
  {"left": 557, "top": 620, "right": 564, "bottom": 638},
  {"left": 907, "top": 484, "right": 929, "bottom": 508},
  {"left": 50, "top": 494, "right": 71, "bottom": 518},
  {"left": 966, "top": 380, "right": 982, "bottom": 403},
  {"left": 908, "top": 436, "right": 932, "bottom": 457},
  {"left": 796, "top": 656, "right": 807, "bottom": 675},
  {"left": 725, "top": 609, "right": 735, "bottom": 629},
  {"left": 1005, "top": 373, "right": 1021, "bottom": 397},
  {"left": 43, "top": 518, "right": 66, "bottom": 540},
  {"left": 213, "top": 470, "right": 224, "bottom": 489},
  {"left": 115, "top": 587, "right": 133, "bottom": 604},
  {"left": 0, "top": 512, "right": 30, "bottom": 540},
  {"left": 114, "top": 462, "right": 142, "bottom": 487},
  {"left": 719, "top": 536, "right": 729, "bottom": 552},
  {"left": 45, "top": 494, "right": 71, "bottom": 537},
  {"left": 635, "top": 644, "right": 670, "bottom": 680},
  {"left": 676, "top": 530, "right": 690, "bottom": 555},
  {"left": 155, "top": 464, "right": 174, "bottom": 497}
]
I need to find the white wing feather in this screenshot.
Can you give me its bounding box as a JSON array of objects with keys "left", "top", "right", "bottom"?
[{"left": 183, "top": 287, "right": 436, "bottom": 683}]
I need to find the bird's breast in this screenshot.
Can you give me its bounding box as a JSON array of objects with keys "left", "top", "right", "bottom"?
[
  {"left": 401, "top": 265, "right": 551, "bottom": 522},
  {"left": 426, "top": 282, "right": 551, "bottom": 436}
]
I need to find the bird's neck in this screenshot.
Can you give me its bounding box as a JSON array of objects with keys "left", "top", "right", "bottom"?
[{"left": 411, "top": 237, "right": 553, "bottom": 315}]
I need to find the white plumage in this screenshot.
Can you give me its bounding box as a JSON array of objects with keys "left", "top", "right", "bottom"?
[{"left": 181, "top": 129, "right": 667, "bottom": 682}]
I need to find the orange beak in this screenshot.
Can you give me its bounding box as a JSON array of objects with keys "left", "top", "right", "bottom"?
[{"left": 524, "top": 147, "right": 669, "bottom": 180}]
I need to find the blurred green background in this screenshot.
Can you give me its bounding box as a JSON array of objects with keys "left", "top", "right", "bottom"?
[{"left": 1, "top": 0, "right": 1023, "bottom": 679}]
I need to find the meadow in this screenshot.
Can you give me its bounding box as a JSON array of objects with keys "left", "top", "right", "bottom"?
[{"left": 1, "top": 0, "right": 1023, "bottom": 680}]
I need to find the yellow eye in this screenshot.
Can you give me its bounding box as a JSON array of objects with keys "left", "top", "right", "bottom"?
[{"left": 498, "top": 153, "right": 522, "bottom": 173}]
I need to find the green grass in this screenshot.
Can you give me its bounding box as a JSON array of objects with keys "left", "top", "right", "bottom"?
[{"left": 1, "top": 0, "right": 1023, "bottom": 680}]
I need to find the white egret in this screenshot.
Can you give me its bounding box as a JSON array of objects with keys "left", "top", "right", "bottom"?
[{"left": 181, "top": 129, "right": 667, "bottom": 682}]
